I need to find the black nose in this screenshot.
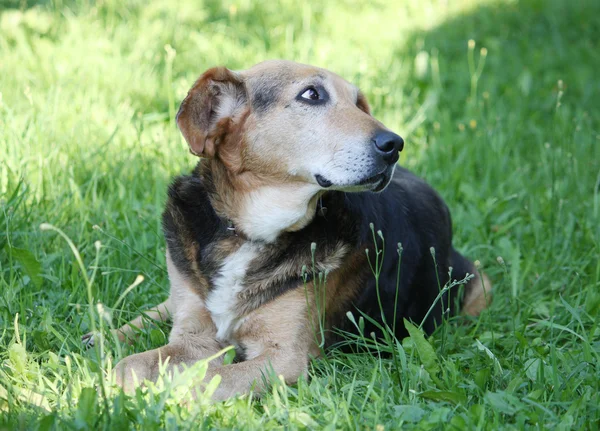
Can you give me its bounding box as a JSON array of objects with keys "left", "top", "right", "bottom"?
[{"left": 373, "top": 130, "right": 404, "bottom": 162}]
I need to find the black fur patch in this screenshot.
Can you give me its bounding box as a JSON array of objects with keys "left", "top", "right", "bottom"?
[{"left": 251, "top": 82, "right": 281, "bottom": 113}]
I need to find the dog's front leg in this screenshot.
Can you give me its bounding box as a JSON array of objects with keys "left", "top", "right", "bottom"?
[
  {"left": 114, "top": 250, "right": 222, "bottom": 392},
  {"left": 201, "top": 287, "right": 318, "bottom": 401},
  {"left": 113, "top": 331, "right": 224, "bottom": 393},
  {"left": 113, "top": 294, "right": 224, "bottom": 393},
  {"left": 203, "top": 350, "right": 309, "bottom": 401}
]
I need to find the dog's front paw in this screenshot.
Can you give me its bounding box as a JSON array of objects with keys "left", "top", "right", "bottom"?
[{"left": 114, "top": 352, "right": 156, "bottom": 393}]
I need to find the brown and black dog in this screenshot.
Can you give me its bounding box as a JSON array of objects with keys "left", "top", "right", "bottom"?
[{"left": 90, "top": 60, "right": 491, "bottom": 400}]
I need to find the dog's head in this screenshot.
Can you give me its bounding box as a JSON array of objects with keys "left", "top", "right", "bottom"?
[{"left": 176, "top": 60, "right": 403, "bottom": 194}]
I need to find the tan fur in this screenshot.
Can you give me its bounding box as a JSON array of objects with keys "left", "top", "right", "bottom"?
[
  {"left": 321, "top": 249, "right": 370, "bottom": 317},
  {"left": 462, "top": 272, "right": 493, "bottom": 316},
  {"left": 203, "top": 288, "right": 318, "bottom": 400},
  {"left": 208, "top": 235, "right": 243, "bottom": 264}
]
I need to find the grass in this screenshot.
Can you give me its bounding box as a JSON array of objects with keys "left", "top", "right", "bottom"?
[{"left": 1, "top": 0, "right": 599, "bottom": 428}]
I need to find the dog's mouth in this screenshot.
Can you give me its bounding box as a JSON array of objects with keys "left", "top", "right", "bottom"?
[
  {"left": 357, "top": 171, "right": 387, "bottom": 190},
  {"left": 315, "top": 166, "right": 394, "bottom": 193}
]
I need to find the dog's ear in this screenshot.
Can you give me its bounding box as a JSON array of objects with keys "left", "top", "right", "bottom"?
[
  {"left": 176, "top": 67, "right": 246, "bottom": 158},
  {"left": 356, "top": 91, "right": 371, "bottom": 115}
]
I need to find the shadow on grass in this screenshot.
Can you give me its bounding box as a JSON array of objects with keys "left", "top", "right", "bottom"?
[
  {"left": 392, "top": 0, "right": 599, "bottom": 272},
  {"left": 401, "top": 0, "right": 600, "bottom": 118}
]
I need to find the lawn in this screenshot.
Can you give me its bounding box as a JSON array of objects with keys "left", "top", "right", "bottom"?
[{"left": 1, "top": 0, "right": 599, "bottom": 428}]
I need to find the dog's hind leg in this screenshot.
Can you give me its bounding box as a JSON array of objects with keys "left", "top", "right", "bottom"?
[
  {"left": 462, "top": 271, "right": 492, "bottom": 316},
  {"left": 450, "top": 248, "right": 492, "bottom": 316}
]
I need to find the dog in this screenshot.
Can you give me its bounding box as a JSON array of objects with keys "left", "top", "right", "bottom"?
[{"left": 94, "top": 60, "right": 491, "bottom": 400}]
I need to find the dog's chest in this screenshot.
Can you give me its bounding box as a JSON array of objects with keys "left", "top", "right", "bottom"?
[{"left": 205, "top": 242, "right": 261, "bottom": 342}]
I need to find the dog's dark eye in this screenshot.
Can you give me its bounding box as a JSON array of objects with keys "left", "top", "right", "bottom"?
[
  {"left": 296, "top": 85, "right": 328, "bottom": 105},
  {"left": 300, "top": 87, "right": 320, "bottom": 101}
]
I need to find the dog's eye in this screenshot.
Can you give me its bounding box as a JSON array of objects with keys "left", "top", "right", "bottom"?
[
  {"left": 296, "top": 85, "right": 328, "bottom": 105},
  {"left": 300, "top": 87, "right": 320, "bottom": 101}
]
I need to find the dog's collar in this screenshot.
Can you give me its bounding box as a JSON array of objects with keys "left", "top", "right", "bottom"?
[
  {"left": 225, "top": 197, "right": 328, "bottom": 239},
  {"left": 225, "top": 218, "right": 251, "bottom": 241},
  {"left": 226, "top": 219, "right": 238, "bottom": 235}
]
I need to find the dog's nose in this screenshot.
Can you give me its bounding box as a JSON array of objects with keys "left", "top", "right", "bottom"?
[{"left": 373, "top": 131, "right": 404, "bottom": 163}]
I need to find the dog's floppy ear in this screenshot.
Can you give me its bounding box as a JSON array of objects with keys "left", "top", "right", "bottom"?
[{"left": 176, "top": 67, "right": 246, "bottom": 157}]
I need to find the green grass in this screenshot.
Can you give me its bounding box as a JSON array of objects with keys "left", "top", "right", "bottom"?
[{"left": 1, "top": 0, "right": 599, "bottom": 428}]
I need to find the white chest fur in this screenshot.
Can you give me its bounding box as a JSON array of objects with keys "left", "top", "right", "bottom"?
[
  {"left": 238, "top": 183, "right": 321, "bottom": 242},
  {"left": 206, "top": 242, "right": 261, "bottom": 342}
]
